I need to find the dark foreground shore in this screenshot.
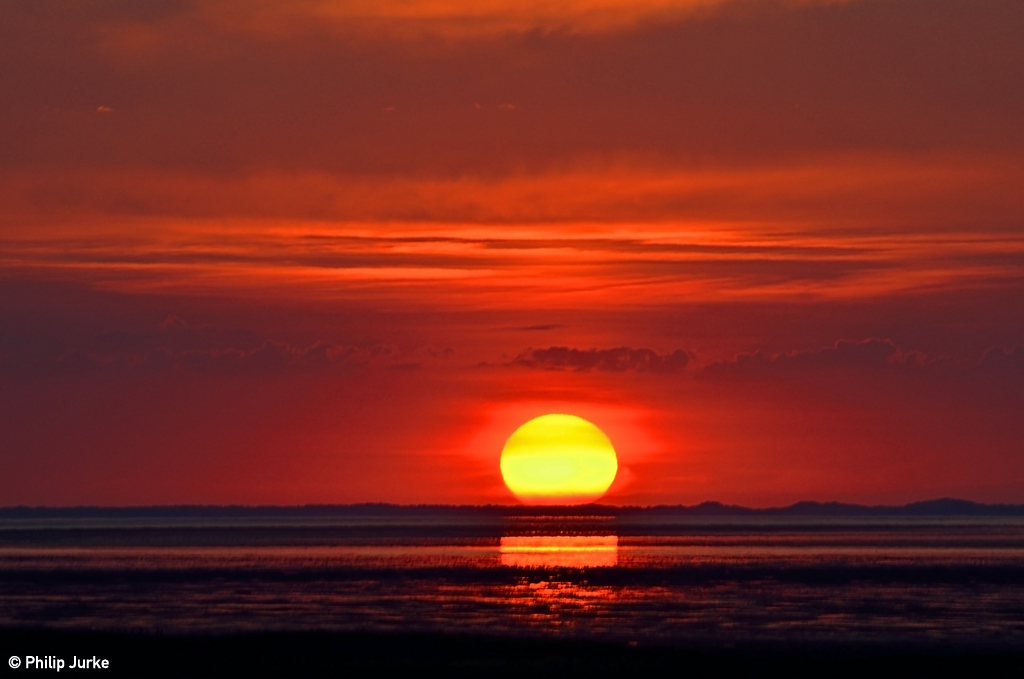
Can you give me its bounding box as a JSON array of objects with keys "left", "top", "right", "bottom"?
[{"left": 3, "top": 629, "right": 1023, "bottom": 679}]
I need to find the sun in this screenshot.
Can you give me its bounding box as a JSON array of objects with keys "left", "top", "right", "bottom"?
[{"left": 500, "top": 414, "right": 618, "bottom": 504}]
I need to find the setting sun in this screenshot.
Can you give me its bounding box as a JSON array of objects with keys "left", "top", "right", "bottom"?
[{"left": 500, "top": 414, "right": 618, "bottom": 504}]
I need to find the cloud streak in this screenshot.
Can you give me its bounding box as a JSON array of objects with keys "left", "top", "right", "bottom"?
[
  {"left": 702, "top": 338, "right": 928, "bottom": 377},
  {"left": 0, "top": 317, "right": 410, "bottom": 377},
  {"left": 513, "top": 346, "right": 691, "bottom": 373},
  {"left": 2, "top": 212, "right": 1021, "bottom": 308}
]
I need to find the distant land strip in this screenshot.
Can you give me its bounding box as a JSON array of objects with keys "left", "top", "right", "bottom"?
[{"left": 3, "top": 498, "right": 1024, "bottom": 518}]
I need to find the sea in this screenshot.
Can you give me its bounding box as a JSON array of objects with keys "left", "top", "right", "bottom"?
[{"left": 3, "top": 506, "right": 1024, "bottom": 650}]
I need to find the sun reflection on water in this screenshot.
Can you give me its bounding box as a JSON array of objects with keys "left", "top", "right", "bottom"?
[{"left": 499, "top": 535, "right": 618, "bottom": 568}]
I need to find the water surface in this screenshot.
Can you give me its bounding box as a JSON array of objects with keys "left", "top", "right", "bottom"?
[{"left": 3, "top": 513, "right": 1024, "bottom": 646}]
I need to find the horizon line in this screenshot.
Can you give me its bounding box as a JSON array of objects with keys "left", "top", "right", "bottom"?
[{"left": 3, "top": 497, "right": 1024, "bottom": 514}]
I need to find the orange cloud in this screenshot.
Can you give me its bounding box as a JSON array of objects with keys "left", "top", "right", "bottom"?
[
  {"left": 1, "top": 152, "right": 1021, "bottom": 307},
  {"left": 194, "top": 0, "right": 860, "bottom": 39},
  {"left": 3, "top": 154, "right": 1021, "bottom": 226}
]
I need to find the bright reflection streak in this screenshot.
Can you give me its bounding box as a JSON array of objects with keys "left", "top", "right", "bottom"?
[{"left": 499, "top": 535, "right": 618, "bottom": 568}]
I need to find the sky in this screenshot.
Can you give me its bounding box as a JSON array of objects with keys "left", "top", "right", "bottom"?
[{"left": 1, "top": 0, "right": 1023, "bottom": 507}]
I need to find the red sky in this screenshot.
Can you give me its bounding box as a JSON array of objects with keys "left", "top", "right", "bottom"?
[{"left": 1, "top": 0, "right": 1023, "bottom": 507}]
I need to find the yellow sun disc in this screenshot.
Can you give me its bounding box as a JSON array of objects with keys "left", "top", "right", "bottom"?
[{"left": 500, "top": 414, "right": 618, "bottom": 504}]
